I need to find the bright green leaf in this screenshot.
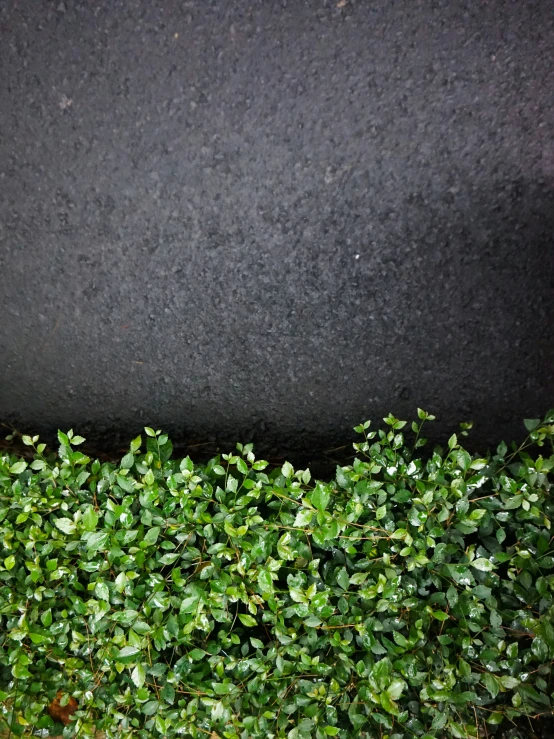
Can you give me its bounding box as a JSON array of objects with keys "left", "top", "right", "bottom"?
[
  {"left": 471, "top": 558, "right": 495, "bottom": 572},
  {"left": 82, "top": 505, "right": 98, "bottom": 532},
  {"left": 54, "top": 517, "right": 76, "bottom": 535},
  {"left": 238, "top": 614, "right": 257, "bottom": 627},
  {"left": 9, "top": 459, "right": 27, "bottom": 475},
  {"left": 311, "top": 483, "right": 330, "bottom": 512},
  {"left": 281, "top": 461, "right": 293, "bottom": 479}
]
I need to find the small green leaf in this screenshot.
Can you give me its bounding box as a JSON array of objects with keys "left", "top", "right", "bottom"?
[
  {"left": 238, "top": 614, "right": 257, "bottom": 627},
  {"left": 531, "top": 637, "right": 548, "bottom": 662},
  {"left": 118, "top": 474, "right": 137, "bottom": 492},
  {"left": 159, "top": 553, "right": 180, "bottom": 565},
  {"left": 236, "top": 458, "right": 248, "bottom": 475},
  {"left": 95, "top": 582, "right": 110, "bottom": 602},
  {"left": 294, "top": 508, "right": 314, "bottom": 528},
  {"left": 304, "top": 615, "right": 322, "bottom": 628},
  {"left": 82, "top": 505, "right": 98, "bottom": 532},
  {"left": 117, "top": 646, "right": 141, "bottom": 664},
  {"left": 144, "top": 527, "right": 160, "bottom": 545},
  {"left": 41, "top": 609, "right": 52, "bottom": 627},
  {"left": 447, "top": 564, "right": 473, "bottom": 585},
  {"left": 379, "top": 691, "right": 399, "bottom": 715},
  {"left": 180, "top": 456, "right": 194, "bottom": 473},
  {"left": 311, "top": 483, "right": 330, "bottom": 512},
  {"left": 469, "top": 458, "right": 488, "bottom": 470},
  {"left": 386, "top": 679, "right": 407, "bottom": 700},
  {"left": 481, "top": 673, "right": 499, "bottom": 699},
  {"left": 9, "top": 459, "right": 27, "bottom": 475},
  {"left": 258, "top": 569, "right": 273, "bottom": 593},
  {"left": 336, "top": 567, "right": 350, "bottom": 590},
  {"left": 446, "top": 585, "right": 458, "bottom": 608},
  {"left": 499, "top": 676, "right": 519, "bottom": 689},
  {"left": 375, "top": 505, "right": 386, "bottom": 520},
  {"left": 161, "top": 682, "right": 175, "bottom": 704},
  {"left": 4, "top": 555, "right": 15, "bottom": 571},
  {"left": 391, "top": 528, "right": 407, "bottom": 540},
  {"left": 336, "top": 466, "right": 351, "bottom": 489},
  {"left": 496, "top": 441, "right": 507, "bottom": 457},
  {"left": 12, "top": 663, "right": 32, "bottom": 679},
  {"left": 131, "top": 663, "right": 146, "bottom": 688},
  {"left": 471, "top": 558, "right": 495, "bottom": 572},
  {"left": 121, "top": 452, "right": 135, "bottom": 469},
  {"left": 180, "top": 596, "right": 199, "bottom": 613},
  {"left": 490, "top": 610, "right": 502, "bottom": 629},
  {"left": 54, "top": 517, "right": 76, "bottom": 535},
  {"left": 408, "top": 507, "right": 427, "bottom": 527},
  {"left": 83, "top": 531, "right": 109, "bottom": 552},
  {"left": 281, "top": 461, "right": 293, "bottom": 479},
  {"left": 57, "top": 430, "right": 70, "bottom": 446}
]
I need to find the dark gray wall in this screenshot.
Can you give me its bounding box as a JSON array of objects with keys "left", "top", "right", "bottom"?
[{"left": 1, "top": 0, "right": 553, "bottom": 457}]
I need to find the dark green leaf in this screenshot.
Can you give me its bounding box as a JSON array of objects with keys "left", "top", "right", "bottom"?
[{"left": 117, "top": 646, "right": 141, "bottom": 664}]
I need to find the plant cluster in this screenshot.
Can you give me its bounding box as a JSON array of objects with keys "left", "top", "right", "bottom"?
[{"left": 1, "top": 411, "right": 554, "bottom": 739}]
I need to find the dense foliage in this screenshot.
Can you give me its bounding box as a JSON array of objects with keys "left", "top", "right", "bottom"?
[{"left": 1, "top": 411, "right": 554, "bottom": 739}]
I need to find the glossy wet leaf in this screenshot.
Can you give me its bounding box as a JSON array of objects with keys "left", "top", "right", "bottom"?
[
  {"left": 471, "top": 557, "right": 495, "bottom": 571},
  {"left": 131, "top": 663, "right": 146, "bottom": 688}
]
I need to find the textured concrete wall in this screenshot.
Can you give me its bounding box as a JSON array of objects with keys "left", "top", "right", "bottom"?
[{"left": 1, "top": 0, "right": 553, "bottom": 458}]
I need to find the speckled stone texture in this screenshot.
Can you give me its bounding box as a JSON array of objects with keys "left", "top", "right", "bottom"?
[{"left": 0, "top": 0, "right": 553, "bottom": 457}]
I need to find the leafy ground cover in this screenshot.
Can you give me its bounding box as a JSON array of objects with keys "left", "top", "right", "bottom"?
[{"left": 1, "top": 411, "right": 553, "bottom": 738}]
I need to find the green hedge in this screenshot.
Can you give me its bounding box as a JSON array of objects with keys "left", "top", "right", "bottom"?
[{"left": 1, "top": 411, "right": 554, "bottom": 739}]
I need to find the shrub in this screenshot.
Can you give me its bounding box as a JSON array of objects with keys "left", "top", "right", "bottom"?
[{"left": 1, "top": 411, "right": 554, "bottom": 739}]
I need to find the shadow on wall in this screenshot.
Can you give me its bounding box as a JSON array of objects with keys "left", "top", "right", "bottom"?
[
  {"left": 176, "top": 174, "right": 554, "bottom": 458},
  {"left": 393, "top": 175, "right": 554, "bottom": 431},
  {"left": 1, "top": 177, "right": 553, "bottom": 470},
  {"left": 237, "top": 174, "right": 554, "bottom": 465}
]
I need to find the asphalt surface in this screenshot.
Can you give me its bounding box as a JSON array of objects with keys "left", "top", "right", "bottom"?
[{"left": 1, "top": 0, "right": 553, "bottom": 460}]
